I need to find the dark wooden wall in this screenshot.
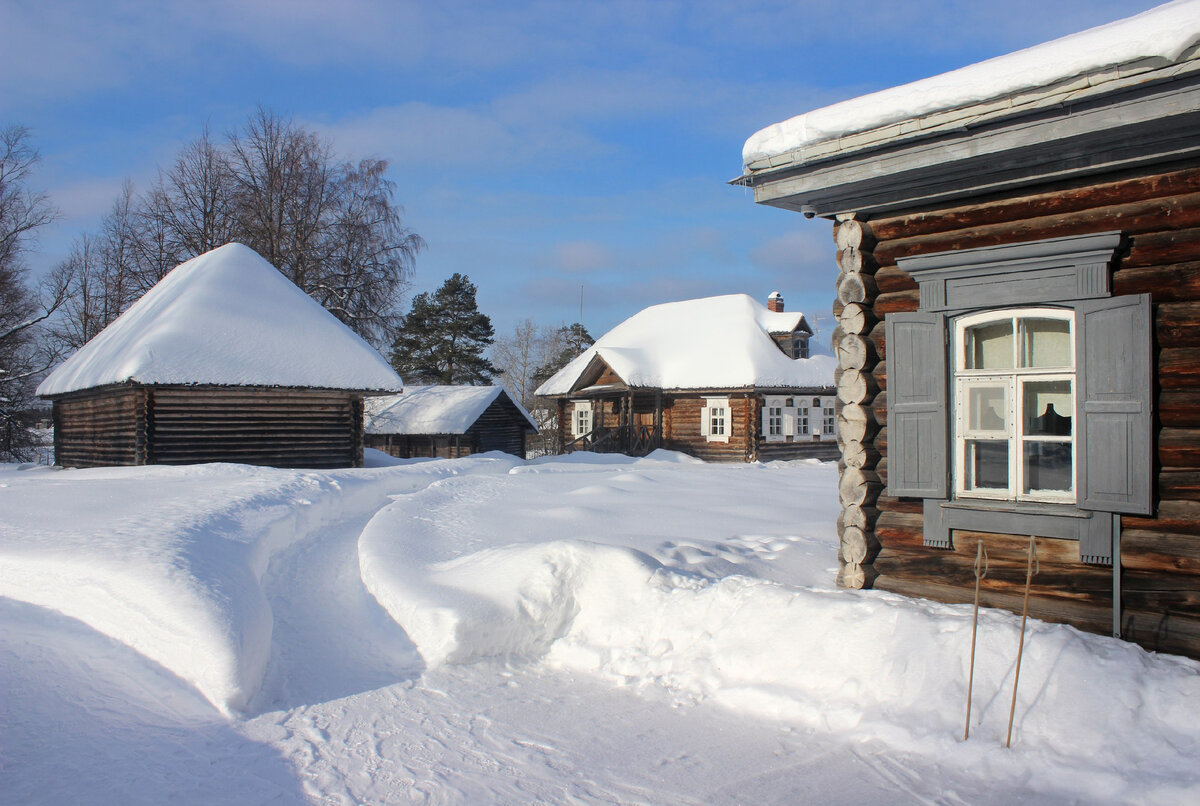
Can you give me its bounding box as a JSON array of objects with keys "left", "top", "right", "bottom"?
[
  {"left": 53, "top": 386, "right": 147, "bottom": 468},
  {"left": 149, "top": 387, "right": 363, "bottom": 468},
  {"left": 52, "top": 385, "right": 366, "bottom": 469},
  {"left": 366, "top": 434, "right": 472, "bottom": 459},
  {"left": 365, "top": 396, "right": 531, "bottom": 460},
  {"left": 846, "top": 164, "right": 1200, "bottom": 658},
  {"left": 467, "top": 396, "right": 531, "bottom": 457}
]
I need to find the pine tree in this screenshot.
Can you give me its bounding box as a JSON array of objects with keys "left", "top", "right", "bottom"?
[
  {"left": 531, "top": 322, "right": 594, "bottom": 389},
  {"left": 390, "top": 273, "right": 497, "bottom": 385}
]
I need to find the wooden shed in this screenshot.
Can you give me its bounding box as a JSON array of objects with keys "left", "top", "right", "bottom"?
[
  {"left": 37, "top": 243, "right": 404, "bottom": 469},
  {"left": 536, "top": 293, "right": 838, "bottom": 462},
  {"left": 364, "top": 385, "right": 537, "bottom": 459},
  {"left": 738, "top": 3, "right": 1200, "bottom": 658}
]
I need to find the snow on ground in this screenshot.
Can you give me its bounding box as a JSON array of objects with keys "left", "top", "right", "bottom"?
[{"left": 2, "top": 452, "right": 1198, "bottom": 804}]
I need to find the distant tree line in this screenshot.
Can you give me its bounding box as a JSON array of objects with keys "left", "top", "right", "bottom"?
[{"left": 49, "top": 108, "right": 424, "bottom": 351}]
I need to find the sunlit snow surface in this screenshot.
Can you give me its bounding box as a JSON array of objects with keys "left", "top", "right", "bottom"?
[{"left": 2, "top": 451, "right": 1198, "bottom": 805}]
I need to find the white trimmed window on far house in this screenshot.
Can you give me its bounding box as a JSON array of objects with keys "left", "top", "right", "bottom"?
[
  {"left": 702, "top": 397, "right": 731, "bottom": 443},
  {"left": 762, "top": 396, "right": 796, "bottom": 442},
  {"left": 571, "top": 400, "right": 593, "bottom": 438},
  {"left": 822, "top": 398, "right": 836, "bottom": 437}
]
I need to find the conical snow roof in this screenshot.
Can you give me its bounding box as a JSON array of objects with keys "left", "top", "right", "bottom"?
[{"left": 38, "top": 243, "right": 404, "bottom": 397}]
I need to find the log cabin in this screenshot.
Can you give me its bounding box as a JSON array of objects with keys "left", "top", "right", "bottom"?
[
  {"left": 536, "top": 293, "right": 837, "bottom": 462},
  {"left": 736, "top": 2, "right": 1200, "bottom": 658},
  {"left": 364, "top": 385, "right": 537, "bottom": 459},
  {"left": 37, "top": 243, "right": 404, "bottom": 469}
]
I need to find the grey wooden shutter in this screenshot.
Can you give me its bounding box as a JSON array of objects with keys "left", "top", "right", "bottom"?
[
  {"left": 885, "top": 312, "right": 948, "bottom": 498},
  {"left": 1076, "top": 293, "right": 1152, "bottom": 516}
]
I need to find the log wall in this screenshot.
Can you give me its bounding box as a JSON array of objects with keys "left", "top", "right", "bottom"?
[
  {"left": 53, "top": 386, "right": 147, "bottom": 468},
  {"left": 149, "top": 387, "right": 364, "bottom": 469},
  {"left": 839, "top": 164, "right": 1200, "bottom": 658},
  {"left": 53, "top": 385, "right": 367, "bottom": 469},
  {"left": 365, "top": 434, "right": 471, "bottom": 459}
]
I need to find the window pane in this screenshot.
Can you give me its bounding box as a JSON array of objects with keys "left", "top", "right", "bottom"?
[
  {"left": 968, "top": 386, "right": 1008, "bottom": 432},
  {"left": 1023, "top": 442, "right": 1072, "bottom": 493},
  {"left": 1024, "top": 380, "right": 1072, "bottom": 436},
  {"left": 966, "top": 320, "right": 1014, "bottom": 369},
  {"left": 966, "top": 440, "right": 1008, "bottom": 490},
  {"left": 1022, "top": 318, "right": 1071, "bottom": 368}
]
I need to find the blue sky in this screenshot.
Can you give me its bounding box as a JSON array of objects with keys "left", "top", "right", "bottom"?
[{"left": 1, "top": 0, "right": 1161, "bottom": 350}]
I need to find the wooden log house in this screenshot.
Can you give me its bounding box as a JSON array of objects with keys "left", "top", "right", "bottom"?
[
  {"left": 536, "top": 293, "right": 838, "bottom": 462},
  {"left": 364, "top": 385, "right": 537, "bottom": 459},
  {"left": 38, "top": 243, "right": 404, "bottom": 469},
  {"left": 738, "top": 4, "right": 1200, "bottom": 658}
]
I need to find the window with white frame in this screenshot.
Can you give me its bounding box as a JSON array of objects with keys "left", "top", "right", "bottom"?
[
  {"left": 761, "top": 396, "right": 795, "bottom": 442},
  {"left": 953, "top": 308, "right": 1075, "bottom": 503},
  {"left": 571, "top": 400, "right": 593, "bottom": 437},
  {"left": 821, "top": 398, "right": 836, "bottom": 436},
  {"left": 702, "top": 397, "right": 730, "bottom": 443}
]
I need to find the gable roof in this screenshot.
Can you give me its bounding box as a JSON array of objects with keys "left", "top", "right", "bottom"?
[
  {"left": 38, "top": 243, "right": 404, "bottom": 397},
  {"left": 742, "top": 0, "right": 1200, "bottom": 173},
  {"left": 535, "top": 294, "right": 835, "bottom": 395},
  {"left": 365, "top": 386, "right": 537, "bottom": 435}
]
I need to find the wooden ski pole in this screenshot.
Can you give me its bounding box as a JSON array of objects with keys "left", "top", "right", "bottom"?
[
  {"left": 1006, "top": 534, "right": 1039, "bottom": 748},
  {"left": 964, "top": 540, "right": 988, "bottom": 740}
]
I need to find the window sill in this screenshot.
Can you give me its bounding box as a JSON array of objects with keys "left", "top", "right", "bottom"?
[{"left": 942, "top": 498, "right": 1086, "bottom": 518}]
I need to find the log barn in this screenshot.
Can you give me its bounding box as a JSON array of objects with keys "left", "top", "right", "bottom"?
[
  {"left": 364, "top": 385, "right": 537, "bottom": 459},
  {"left": 738, "top": 3, "right": 1200, "bottom": 658},
  {"left": 536, "top": 293, "right": 838, "bottom": 462},
  {"left": 38, "top": 243, "right": 404, "bottom": 469}
]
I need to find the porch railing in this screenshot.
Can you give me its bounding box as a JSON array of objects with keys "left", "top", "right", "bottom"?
[{"left": 563, "top": 424, "right": 660, "bottom": 456}]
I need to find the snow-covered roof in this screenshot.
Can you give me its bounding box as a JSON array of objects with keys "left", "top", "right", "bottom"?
[
  {"left": 535, "top": 294, "right": 835, "bottom": 395},
  {"left": 743, "top": 0, "right": 1200, "bottom": 169},
  {"left": 38, "top": 243, "right": 404, "bottom": 397},
  {"left": 365, "top": 385, "right": 537, "bottom": 435}
]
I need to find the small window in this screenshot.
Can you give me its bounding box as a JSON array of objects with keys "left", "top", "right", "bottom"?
[
  {"left": 791, "top": 336, "right": 809, "bottom": 359},
  {"left": 763, "top": 396, "right": 791, "bottom": 442},
  {"left": 953, "top": 309, "right": 1075, "bottom": 503},
  {"left": 821, "top": 398, "right": 836, "bottom": 436},
  {"left": 571, "top": 400, "right": 593, "bottom": 437},
  {"left": 703, "top": 397, "right": 731, "bottom": 443}
]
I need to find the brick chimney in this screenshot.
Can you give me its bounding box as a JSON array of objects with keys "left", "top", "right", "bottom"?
[{"left": 767, "top": 291, "right": 784, "bottom": 312}]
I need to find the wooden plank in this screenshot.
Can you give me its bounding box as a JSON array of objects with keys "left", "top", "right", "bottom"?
[
  {"left": 1158, "top": 347, "right": 1200, "bottom": 390},
  {"left": 1112, "top": 261, "right": 1200, "bottom": 301},
  {"left": 1155, "top": 302, "right": 1200, "bottom": 348},
  {"left": 874, "top": 290, "right": 920, "bottom": 316},
  {"left": 874, "top": 194, "right": 1200, "bottom": 265},
  {"left": 1160, "top": 391, "right": 1200, "bottom": 428},
  {"left": 1123, "top": 500, "right": 1200, "bottom": 534},
  {"left": 867, "top": 167, "right": 1200, "bottom": 242},
  {"left": 1160, "top": 428, "right": 1200, "bottom": 470}
]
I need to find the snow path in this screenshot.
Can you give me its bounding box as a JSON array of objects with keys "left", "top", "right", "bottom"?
[
  {"left": 248, "top": 505, "right": 424, "bottom": 714},
  {"left": 4, "top": 454, "right": 1199, "bottom": 804}
]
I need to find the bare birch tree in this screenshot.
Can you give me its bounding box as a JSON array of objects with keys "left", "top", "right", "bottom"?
[{"left": 0, "top": 126, "right": 63, "bottom": 459}]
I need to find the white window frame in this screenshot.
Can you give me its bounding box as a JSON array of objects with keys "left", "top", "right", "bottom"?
[
  {"left": 820, "top": 397, "right": 836, "bottom": 438},
  {"left": 571, "top": 400, "right": 593, "bottom": 438},
  {"left": 952, "top": 308, "right": 1076, "bottom": 504},
  {"left": 762, "top": 396, "right": 796, "bottom": 442},
  {"left": 702, "top": 397, "right": 731, "bottom": 443}
]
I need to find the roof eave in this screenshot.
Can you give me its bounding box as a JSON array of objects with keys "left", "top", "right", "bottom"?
[{"left": 738, "top": 60, "right": 1200, "bottom": 219}]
